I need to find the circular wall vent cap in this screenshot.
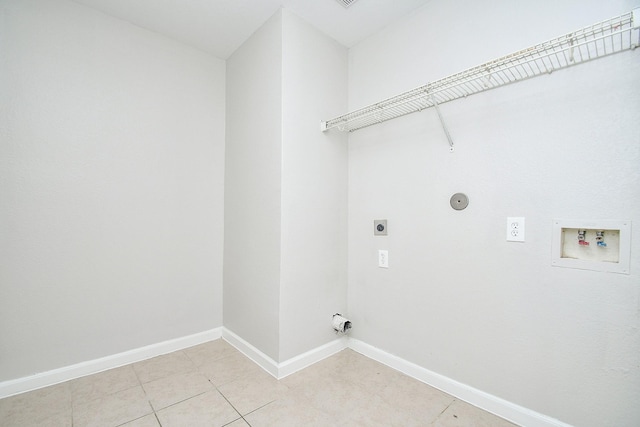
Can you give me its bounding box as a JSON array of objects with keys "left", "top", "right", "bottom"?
[{"left": 450, "top": 193, "right": 469, "bottom": 210}]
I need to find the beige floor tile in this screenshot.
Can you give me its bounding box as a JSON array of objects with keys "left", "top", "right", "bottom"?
[
  {"left": 0, "top": 407, "right": 72, "bottom": 427},
  {"left": 278, "top": 368, "right": 314, "bottom": 391},
  {"left": 1, "top": 343, "right": 523, "bottom": 427},
  {"left": 156, "top": 390, "right": 240, "bottom": 427},
  {"left": 323, "top": 348, "right": 368, "bottom": 369},
  {"left": 197, "top": 352, "right": 263, "bottom": 387},
  {"left": 243, "top": 393, "right": 337, "bottom": 427},
  {"left": 0, "top": 382, "right": 71, "bottom": 412},
  {"left": 143, "top": 371, "right": 213, "bottom": 411},
  {"left": 376, "top": 373, "right": 455, "bottom": 424},
  {"left": 72, "top": 385, "right": 152, "bottom": 427},
  {"left": 340, "top": 393, "right": 426, "bottom": 427},
  {"left": 120, "top": 413, "right": 161, "bottom": 427},
  {"left": 132, "top": 351, "right": 196, "bottom": 383},
  {"left": 279, "top": 349, "right": 358, "bottom": 390},
  {"left": 307, "top": 348, "right": 357, "bottom": 375},
  {"left": 340, "top": 351, "right": 406, "bottom": 390},
  {"left": 183, "top": 339, "right": 239, "bottom": 366},
  {"left": 292, "top": 348, "right": 402, "bottom": 390},
  {"left": 279, "top": 356, "right": 340, "bottom": 390},
  {"left": 217, "top": 369, "right": 289, "bottom": 415},
  {"left": 293, "top": 374, "right": 376, "bottom": 421},
  {"left": 70, "top": 365, "right": 140, "bottom": 405},
  {"left": 225, "top": 418, "right": 251, "bottom": 426},
  {"left": 432, "top": 399, "right": 517, "bottom": 427},
  {"left": 0, "top": 383, "right": 72, "bottom": 427}
]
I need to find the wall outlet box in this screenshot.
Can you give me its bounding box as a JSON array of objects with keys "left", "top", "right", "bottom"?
[{"left": 551, "top": 219, "right": 631, "bottom": 274}]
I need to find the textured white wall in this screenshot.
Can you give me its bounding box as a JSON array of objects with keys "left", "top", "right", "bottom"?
[
  {"left": 0, "top": 0, "right": 226, "bottom": 381},
  {"left": 347, "top": 1, "right": 640, "bottom": 426},
  {"left": 280, "top": 10, "right": 348, "bottom": 361},
  {"left": 224, "top": 11, "right": 283, "bottom": 361},
  {"left": 224, "top": 10, "right": 348, "bottom": 363},
  {"left": 3, "top": 2, "right": 638, "bottom": 424}
]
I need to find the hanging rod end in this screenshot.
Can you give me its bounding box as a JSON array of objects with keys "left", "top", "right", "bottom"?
[
  {"left": 320, "top": 121, "right": 329, "bottom": 132},
  {"left": 632, "top": 8, "right": 640, "bottom": 29}
]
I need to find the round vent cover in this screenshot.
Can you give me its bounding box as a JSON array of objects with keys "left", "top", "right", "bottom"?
[{"left": 450, "top": 193, "right": 469, "bottom": 210}]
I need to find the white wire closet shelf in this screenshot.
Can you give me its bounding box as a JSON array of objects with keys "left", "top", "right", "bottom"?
[{"left": 321, "top": 9, "right": 640, "bottom": 133}]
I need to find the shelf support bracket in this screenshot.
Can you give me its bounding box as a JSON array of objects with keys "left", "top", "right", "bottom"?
[{"left": 430, "top": 95, "right": 454, "bottom": 152}]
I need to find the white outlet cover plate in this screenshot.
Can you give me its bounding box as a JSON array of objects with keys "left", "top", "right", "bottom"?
[
  {"left": 378, "top": 250, "right": 389, "bottom": 268},
  {"left": 507, "top": 217, "right": 525, "bottom": 242}
]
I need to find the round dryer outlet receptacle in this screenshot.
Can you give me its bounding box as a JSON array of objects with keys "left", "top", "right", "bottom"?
[{"left": 450, "top": 193, "right": 469, "bottom": 210}]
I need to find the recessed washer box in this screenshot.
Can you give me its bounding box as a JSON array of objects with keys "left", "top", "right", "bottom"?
[{"left": 551, "top": 219, "right": 631, "bottom": 274}]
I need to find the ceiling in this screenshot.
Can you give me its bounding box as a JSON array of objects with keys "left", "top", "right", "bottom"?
[{"left": 71, "top": 0, "right": 432, "bottom": 59}]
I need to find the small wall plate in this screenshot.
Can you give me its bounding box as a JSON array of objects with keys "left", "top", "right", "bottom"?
[
  {"left": 374, "top": 219, "right": 387, "bottom": 236},
  {"left": 450, "top": 193, "right": 469, "bottom": 210}
]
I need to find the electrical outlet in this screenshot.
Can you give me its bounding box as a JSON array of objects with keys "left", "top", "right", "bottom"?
[
  {"left": 507, "top": 217, "right": 525, "bottom": 242},
  {"left": 378, "top": 250, "right": 389, "bottom": 268}
]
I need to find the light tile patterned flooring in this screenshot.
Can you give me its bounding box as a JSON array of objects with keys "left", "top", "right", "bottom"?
[{"left": 0, "top": 339, "right": 517, "bottom": 426}]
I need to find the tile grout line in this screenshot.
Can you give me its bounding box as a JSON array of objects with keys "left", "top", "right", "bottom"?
[
  {"left": 214, "top": 382, "right": 245, "bottom": 424},
  {"left": 153, "top": 410, "right": 163, "bottom": 427},
  {"left": 113, "top": 401, "right": 155, "bottom": 427},
  {"left": 135, "top": 352, "right": 207, "bottom": 425},
  {"left": 150, "top": 389, "right": 211, "bottom": 413},
  {"left": 108, "top": 345, "right": 246, "bottom": 426},
  {"left": 241, "top": 399, "right": 277, "bottom": 417},
  {"left": 213, "top": 379, "right": 257, "bottom": 426}
]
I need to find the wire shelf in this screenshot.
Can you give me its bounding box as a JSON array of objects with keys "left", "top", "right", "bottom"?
[{"left": 321, "top": 9, "right": 640, "bottom": 133}]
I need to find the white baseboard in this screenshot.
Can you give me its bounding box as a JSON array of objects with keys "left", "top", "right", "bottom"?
[
  {"left": 221, "top": 328, "right": 347, "bottom": 379},
  {"left": 1, "top": 328, "right": 572, "bottom": 427},
  {"left": 348, "top": 338, "right": 572, "bottom": 427},
  {"left": 221, "top": 328, "right": 280, "bottom": 377},
  {"left": 277, "top": 336, "right": 348, "bottom": 378},
  {"left": 0, "top": 328, "right": 222, "bottom": 399}
]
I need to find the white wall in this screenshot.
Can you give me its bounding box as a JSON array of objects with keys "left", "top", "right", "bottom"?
[
  {"left": 347, "top": 1, "right": 640, "bottom": 426},
  {"left": 4, "top": 1, "right": 637, "bottom": 424},
  {"left": 224, "top": 9, "right": 348, "bottom": 363},
  {"left": 0, "top": 0, "right": 226, "bottom": 382},
  {"left": 280, "top": 10, "right": 348, "bottom": 361},
  {"left": 224, "top": 11, "right": 283, "bottom": 361}
]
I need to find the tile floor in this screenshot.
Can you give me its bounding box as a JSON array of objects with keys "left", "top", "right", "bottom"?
[{"left": 0, "top": 339, "right": 517, "bottom": 426}]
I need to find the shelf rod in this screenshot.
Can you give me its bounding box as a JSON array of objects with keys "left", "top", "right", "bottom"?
[{"left": 430, "top": 94, "right": 454, "bottom": 152}]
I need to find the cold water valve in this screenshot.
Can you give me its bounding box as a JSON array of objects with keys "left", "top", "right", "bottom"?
[{"left": 595, "top": 230, "right": 607, "bottom": 247}]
